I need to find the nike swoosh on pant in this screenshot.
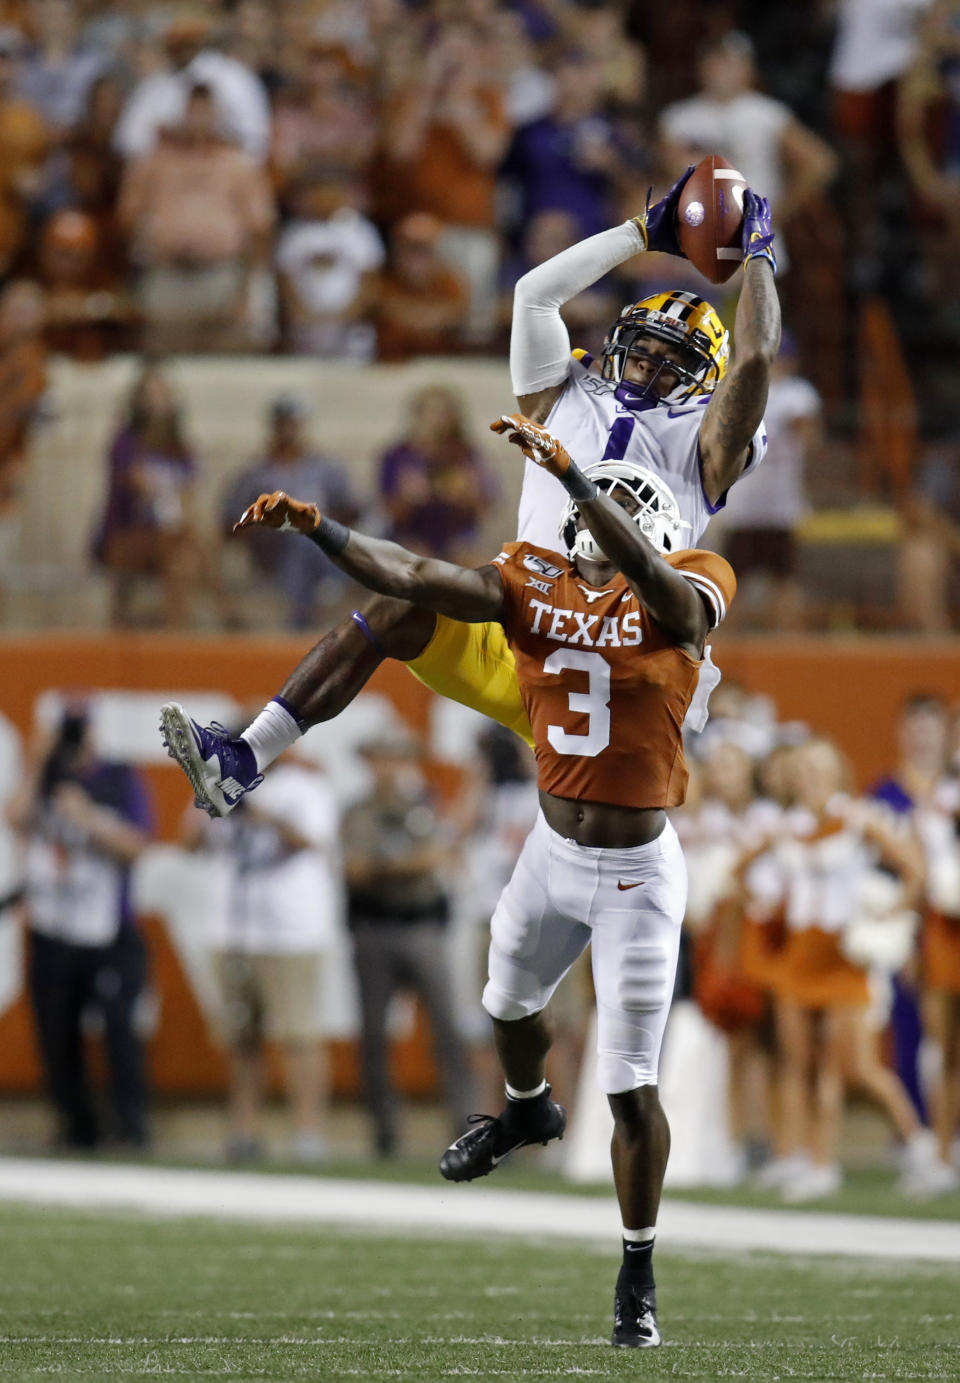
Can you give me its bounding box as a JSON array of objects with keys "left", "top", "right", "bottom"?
[{"left": 617, "top": 880, "right": 643, "bottom": 891}]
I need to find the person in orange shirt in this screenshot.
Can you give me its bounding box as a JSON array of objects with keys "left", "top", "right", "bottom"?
[
  {"left": 197, "top": 414, "right": 738, "bottom": 1349},
  {"left": 380, "top": 22, "right": 511, "bottom": 343},
  {"left": 0, "top": 28, "right": 49, "bottom": 277},
  {"left": 374, "top": 214, "right": 468, "bottom": 363}
]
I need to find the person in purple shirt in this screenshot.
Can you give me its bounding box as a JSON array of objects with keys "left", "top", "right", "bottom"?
[
  {"left": 223, "top": 395, "right": 358, "bottom": 628},
  {"left": 6, "top": 701, "right": 154, "bottom": 1150},
  {"left": 379, "top": 386, "right": 496, "bottom": 562},
  {"left": 869, "top": 693, "right": 953, "bottom": 1126},
  {"left": 92, "top": 364, "right": 199, "bottom": 627},
  {"left": 502, "top": 51, "right": 624, "bottom": 241}
]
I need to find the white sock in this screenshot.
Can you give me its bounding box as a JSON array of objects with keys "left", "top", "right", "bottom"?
[
  {"left": 240, "top": 697, "right": 302, "bottom": 772},
  {"left": 622, "top": 1226, "right": 656, "bottom": 1244},
  {"left": 505, "top": 1079, "right": 547, "bottom": 1100}
]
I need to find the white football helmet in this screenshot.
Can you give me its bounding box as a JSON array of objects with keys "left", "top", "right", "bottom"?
[{"left": 559, "top": 460, "right": 690, "bottom": 562}]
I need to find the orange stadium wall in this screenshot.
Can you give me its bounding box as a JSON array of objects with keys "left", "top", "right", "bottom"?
[{"left": 1, "top": 631, "right": 959, "bottom": 1098}]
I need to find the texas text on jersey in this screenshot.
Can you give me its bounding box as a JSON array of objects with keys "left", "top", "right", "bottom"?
[{"left": 493, "top": 541, "right": 737, "bottom": 809}]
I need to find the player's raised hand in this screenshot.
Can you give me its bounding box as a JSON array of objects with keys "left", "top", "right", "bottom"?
[
  {"left": 490, "top": 414, "right": 572, "bottom": 479},
  {"left": 234, "top": 490, "right": 321, "bottom": 536},
  {"left": 632, "top": 165, "right": 695, "bottom": 256},
  {"left": 741, "top": 189, "right": 777, "bottom": 273}
]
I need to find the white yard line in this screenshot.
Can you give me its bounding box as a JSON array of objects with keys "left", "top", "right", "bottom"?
[{"left": 0, "top": 1157, "right": 958, "bottom": 1262}]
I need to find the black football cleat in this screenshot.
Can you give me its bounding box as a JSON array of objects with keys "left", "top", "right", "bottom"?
[
  {"left": 439, "top": 1088, "right": 566, "bottom": 1183},
  {"left": 612, "top": 1284, "right": 661, "bottom": 1348}
]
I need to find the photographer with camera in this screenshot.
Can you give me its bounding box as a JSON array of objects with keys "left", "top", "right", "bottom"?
[{"left": 6, "top": 700, "right": 154, "bottom": 1150}]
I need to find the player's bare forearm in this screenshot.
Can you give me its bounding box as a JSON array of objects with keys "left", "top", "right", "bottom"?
[
  {"left": 699, "top": 259, "right": 780, "bottom": 503},
  {"left": 331, "top": 531, "right": 504, "bottom": 623},
  {"left": 233, "top": 490, "right": 504, "bottom": 622},
  {"left": 578, "top": 493, "right": 707, "bottom": 650}
]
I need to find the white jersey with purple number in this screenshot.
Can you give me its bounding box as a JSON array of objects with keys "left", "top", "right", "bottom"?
[{"left": 516, "top": 352, "right": 767, "bottom": 549}]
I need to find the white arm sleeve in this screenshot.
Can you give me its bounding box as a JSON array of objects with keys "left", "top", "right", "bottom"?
[{"left": 510, "top": 220, "right": 646, "bottom": 396}]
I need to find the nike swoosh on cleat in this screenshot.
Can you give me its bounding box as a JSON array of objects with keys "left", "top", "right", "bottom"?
[{"left": 617, "top": 880, "right": 643, "bottom": 891}]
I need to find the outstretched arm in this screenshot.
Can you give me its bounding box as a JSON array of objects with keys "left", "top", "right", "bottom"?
[
  {"left": 699, "top": 192, "right": 781, "bottom": 506},
  {"left": 512, "top": 168, "right": 694, "bottom": 421},
  {"left": 234, "top": 492, "right": 504, "bottom": 623},
  {"left": 491, "top": 417, "right": 708, "bottom": 653}
]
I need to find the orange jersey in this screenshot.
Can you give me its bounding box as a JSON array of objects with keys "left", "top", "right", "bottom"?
[{"left": 493, "top": 542, "right": 736, "bottom": 809}]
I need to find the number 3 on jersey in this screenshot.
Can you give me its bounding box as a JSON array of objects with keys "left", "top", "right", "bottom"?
[{"left": 543, "top": 649, "right": 611, "bottom": 757}]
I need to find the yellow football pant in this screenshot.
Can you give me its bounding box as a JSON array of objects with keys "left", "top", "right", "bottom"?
[{"left": 405, "top": 615, "right": 535, "bottom": 749}]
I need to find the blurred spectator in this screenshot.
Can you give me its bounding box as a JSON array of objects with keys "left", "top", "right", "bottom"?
[
  {"left": 379, "top": 20, "right": 511, "bottom": 343},
  {"left": 499, "top": 208, "right": 619, "bottom": 355},
  {"left": 379, "top": 385, "right": 496, "bottom": 561},
  {"left": 484, "top": 5, "right": 553, "bottom": 128},
  {"left": 0, "top": 279, "right": 46, "bottom": 568},
  {"left": 563, "top": 2, "right": 646, "bottom": 111},
  {"left": 113, "top": 12, "right": 271, "bottom": 162},
  {"left": 896, "top": 425, "right": 960, "bottom": 631},
  {"left": 184, "top": 750, "right": 341, "bottom": 1164},
  {"left": 41, "top": 72, "right": 125, "bottom": 248},
  {"left": 270, "top": 40, "right": 376, "bottom": 202},
  {"left": 897, "top": 0, "right": 960, "bottom": 310},
  {"left": 341, "top": 729, "right": 475, "bottom": 1158},
  {"left": 92, "top": 362, "right": 229, "bottom": 628},
  {"left": 78, "top": 2, "right": 150, "bottom": 68},
  {"left": 910, "top": 731, "right": 960, "bottom": 1192},
  {"left": 19, "top": 0, "right": 105, "bottom": 131},
  {"left": 38, "top": 208, "right": 134, "bottom": 359},
  {"left": 0, "top": 25, "right": 49, "bottom": 276},
  {"left": 223, "top": 395, "right": 358, "bottom": 628},
  {"left": 374, "top": 212, "right": 468, "bottom": 362},
  {"left": 6, "top": 702, "right": 153, "bottom": 1151},
  {"left": 275, "top": 176, "right": 382, "bottom": 359},
  {"left": 747, "top": 737, "right": 933, "bottom": 1201},
  {"left": 625, "top": 0, "right": 724, "bottom": 111},
  {"left": 871, "top": 693, "right": 951, "bottom": 1137},
  {"left": 830, "top": 0, "right": 934, "bottom": 294},
  {"left": 721, "top": 334, "right": 822, "bottom": 632},
  {"left": 686, "top": 738, "right": 780, "bottom": 1179},
  {"left": 831, "top": 0, "right": 933, "bottom": 178},
  {"left": 118, "top": 82, "right": 275, "bottom": 355},
  {"left": 455, "top": 722, "right": 538, "bottom": 1105},
  {"left": 659, "top": 30, "right": 839, "bottom": 248},
  {"left": 227, "top": 0, "right": 285, "bottom": 94},
  {"left": 503, "top": 51, "right": 623, "bottom": 242}
]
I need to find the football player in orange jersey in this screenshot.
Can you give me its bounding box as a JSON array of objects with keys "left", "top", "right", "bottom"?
[
  {"left": 222, "top": 414, "right": 737, "bottom": 1349},
  {"left": 159, "top": 179, "right": 777, "bottom": 821}
]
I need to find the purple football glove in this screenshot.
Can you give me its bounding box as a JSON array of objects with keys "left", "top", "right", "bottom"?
[
  {"left": 741, "top": 189, "right": 777, "bottom": 273},
  {"left": 634, "top": 166, "right": 694, "bottom": 257}
]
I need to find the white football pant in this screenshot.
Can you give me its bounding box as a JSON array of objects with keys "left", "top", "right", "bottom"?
[{"left": 483, "top": 812, "right": 687, "bottom": 1093}]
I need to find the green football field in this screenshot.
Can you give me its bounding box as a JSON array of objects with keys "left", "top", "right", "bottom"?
[{"left": 1, "top": 1202, "right": 958, "bottom": 1382}]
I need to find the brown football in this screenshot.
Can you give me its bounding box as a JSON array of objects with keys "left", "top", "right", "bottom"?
[{"left": 677, "top": 154, "right": 747, "bottom": 284}]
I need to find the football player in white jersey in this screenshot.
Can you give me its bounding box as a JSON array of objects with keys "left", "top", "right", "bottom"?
[{"left": 159, "top": 172, "right": 781, "bottom": 820}]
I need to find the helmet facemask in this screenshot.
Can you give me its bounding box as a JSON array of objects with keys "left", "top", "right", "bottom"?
[
  {"left": 601, "top": 298, "right": 729, "bottom": 408},
  {"left": 559, "top": 461, "right": 691, "bottom": 563}
]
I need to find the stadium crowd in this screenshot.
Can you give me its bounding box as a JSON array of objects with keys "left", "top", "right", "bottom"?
[
  {"left": 1, "top": 1, "right": 960, "bottom": 629},
  {"left": 1, "top": 0, "right": 960, "bottom": 1213}
]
